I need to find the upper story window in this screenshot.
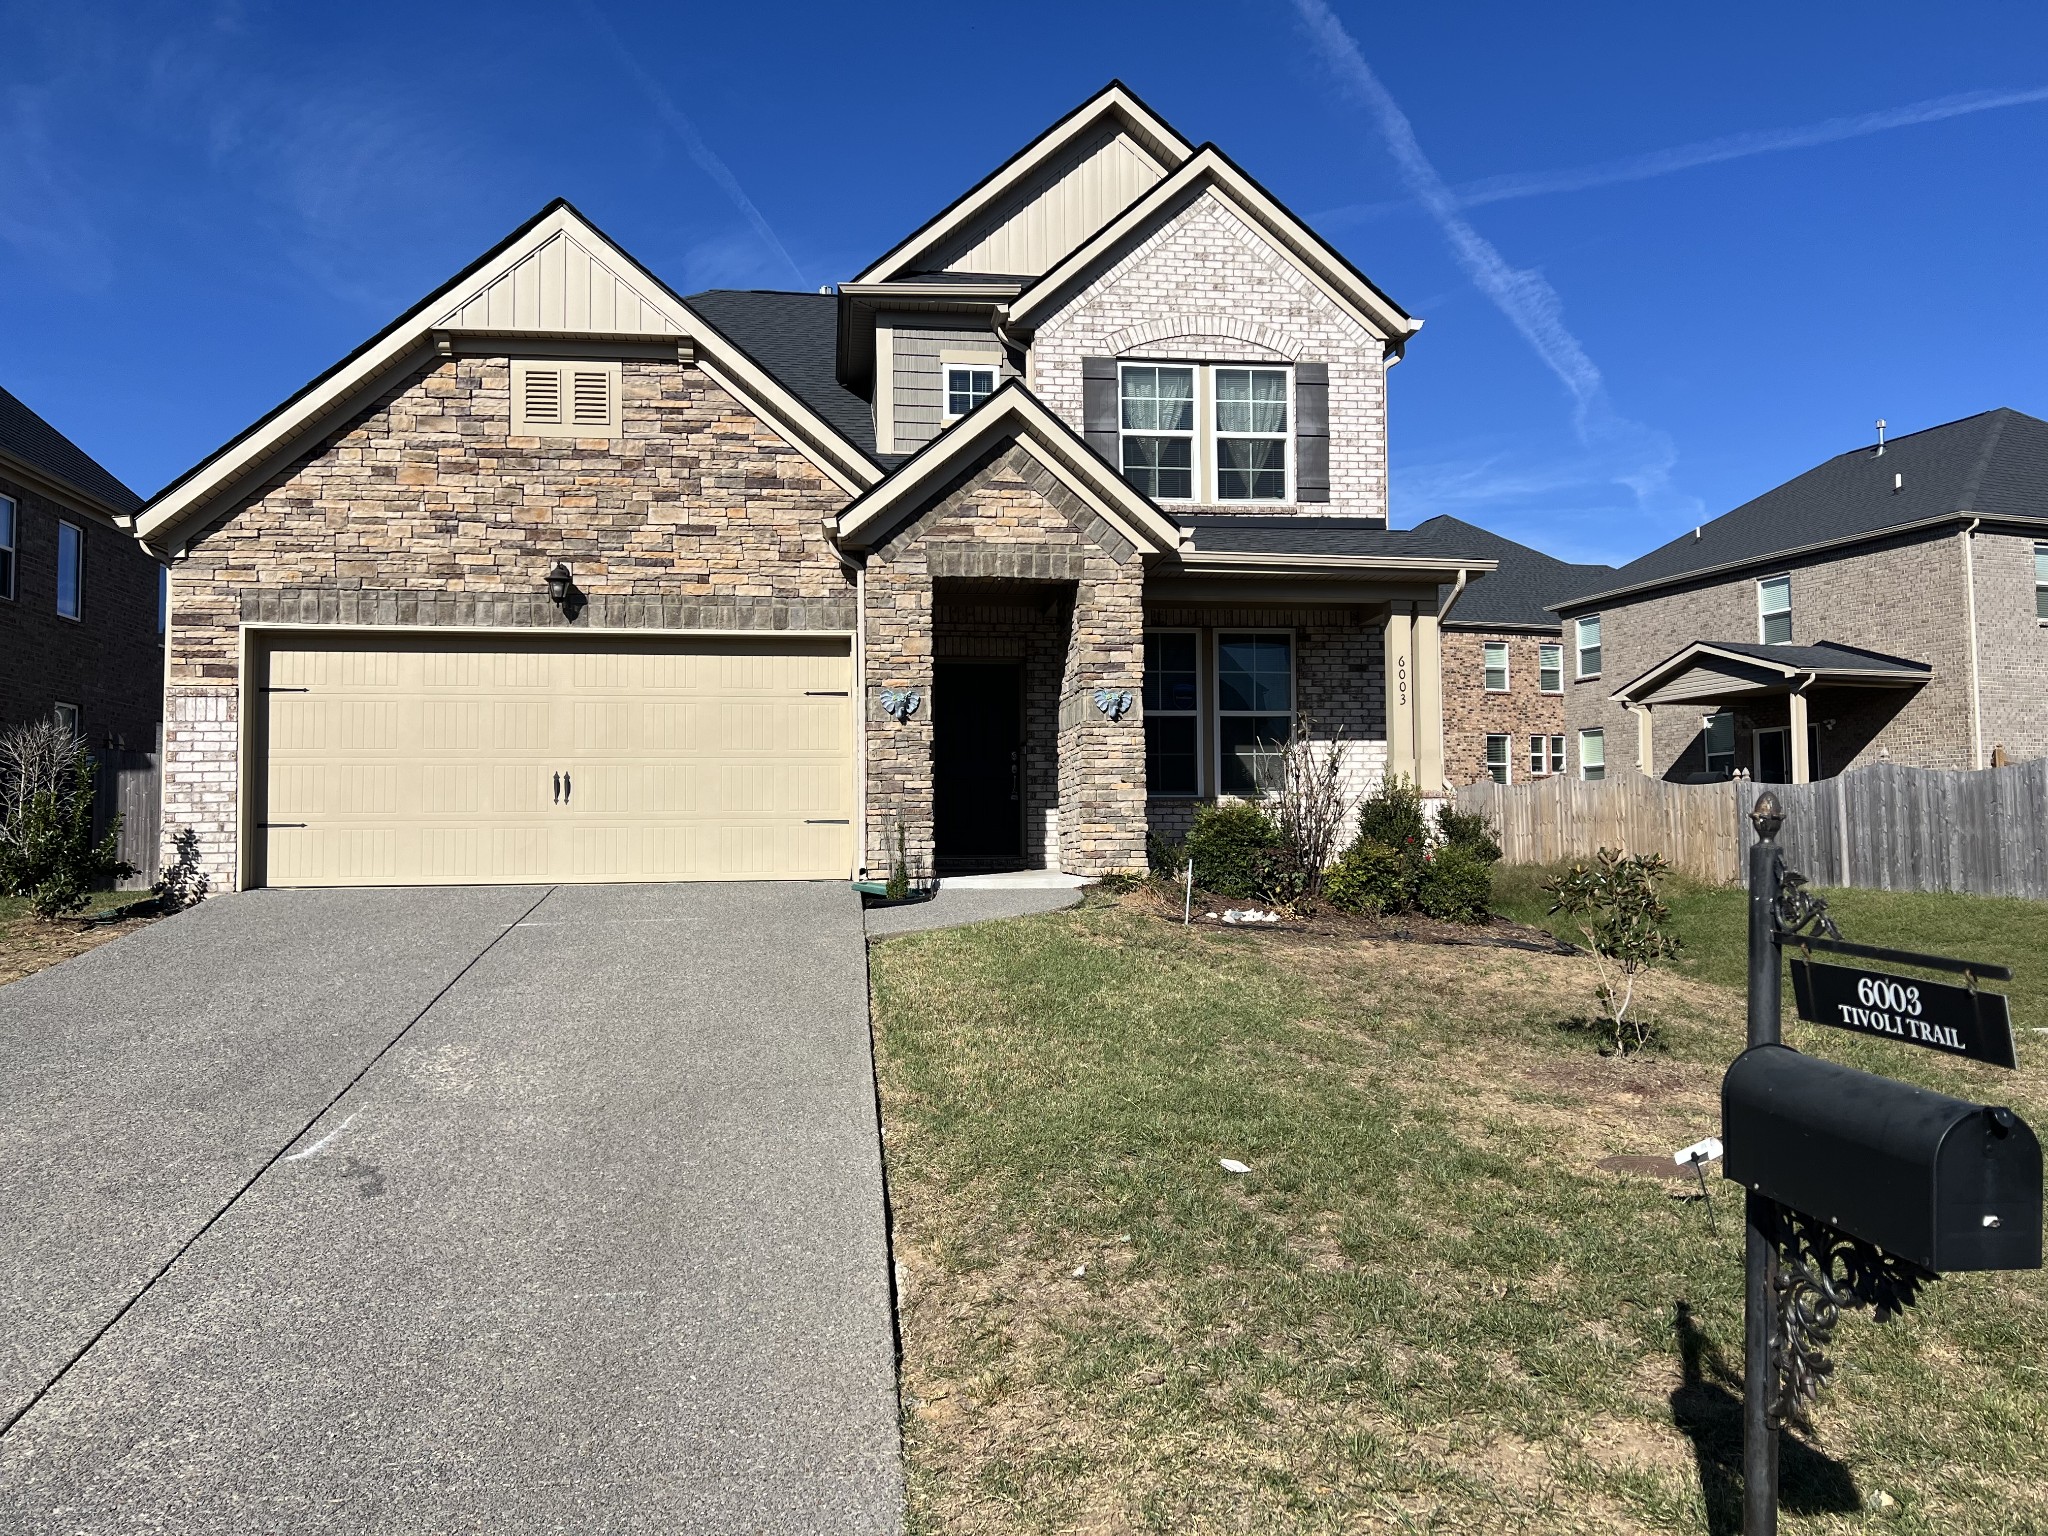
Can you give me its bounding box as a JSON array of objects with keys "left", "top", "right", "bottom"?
[
  {"left": 0, "top": 494, "right": 14, "bottom": 601},
  {"left": 943, "top": 364, "right": 996, "bottom": 420},
  {"left": 1538, "top": 643, "right": 1563, "bottom": 694},
  {"left": 1143, "top": 631, "right": 1200, "bottom": 797},
  {"left": 1758, "top": 574, "right": 1792, "bottom": 644},
  {"left": 1119, "top": 365, "right": 1195, "bottom": 499},
  {"left": 1118, "top": 363, "right": 1290, "bottom": 503},
  {"left": 2035, "top": 543, "right": 2047, "bottom": 621},
  {"left": 1217, "top": 632, "right": 1293, "bottom": 793},
  {"left": 511, "top": 359, "right": 621, "bottom": 438},
  {"left": 1482, "top": 641, "right": 1510, "bottom": 692},
  {"left": 1213, "top": 369, "right": 1288, "bottom": 500},
  {"left": 1575, "top": 615, "right": 1601, "bottom": 679},
  {"left": 56, "top": 520, "right": 83, "bottom": 620}
]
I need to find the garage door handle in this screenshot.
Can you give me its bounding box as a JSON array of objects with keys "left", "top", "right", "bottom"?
[
  {"left": 552, "top": 772, "right": 561, "bottom": 804},
  {"left": 562, "top": 772, "right": 572, "bottom": 804}
]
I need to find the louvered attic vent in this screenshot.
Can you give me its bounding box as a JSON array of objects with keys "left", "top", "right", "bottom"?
[{"left": 511, "top": 359, "right": 622, "bottom": 438}]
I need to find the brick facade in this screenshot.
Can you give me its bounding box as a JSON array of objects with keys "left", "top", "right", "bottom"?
[
  {"left": 0, "top": 470, "right": 162, "bottom": 748},
  {"left": 1968, "top": 530, "right": 2048, "bottom": 765},
  {"left": 1560, "top": 529, "right": 1976, "bottom": 780},
  {"left": 1032, "top": 192, "right": 1391, "bottom": 522},
  {"left": 164, "top": 353, "right": 850, "bottom": 891},
  {"left": 1440, "top": 628, "right": 1566, "bottom": 787}
]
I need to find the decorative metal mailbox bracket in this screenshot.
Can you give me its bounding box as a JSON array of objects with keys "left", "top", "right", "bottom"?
[{"left": 1764, "top": 1206, "right": 1931, "bottom": 1428}]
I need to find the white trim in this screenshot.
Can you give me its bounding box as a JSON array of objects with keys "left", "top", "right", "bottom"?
[
  {"left": 1538, "top": 641, "right": 1563, "bottom": 695},
  {"left": 1211, "top": 364, "right": 1292, "bottom": 505},
  {"left": 1117, "top": 360, "right": 1197, "bottom": 502},
  {"left": 1756, "top": 572, "right": 1792, "bottom": 646},
  {"left": 1703, "top": 710, "right": 1736, "bottom": 778},
  {"left": 1484, "top": 732, "right": 1512, "bottom": 785},
  {"left": 1213, "top": 628, "right": 1295, "bottom": 795},
  {"left": 938, "top": 354, "right": 1000, "bottom": 422},
  {"left": 1482, "top": 640, "right": 1510, "bottom": 694},
  {"left": 0, "top": 491, "right": 14, "bottom": 602},
  {"left": 1963, "top": 520, "right": 1984, "bottom": 768},
  {"left": 1578, "top": 726, "right": 1606, "bottom": 781},
  {"left": 1575, "top": 614, "right": 1602, "bottom": 680}
]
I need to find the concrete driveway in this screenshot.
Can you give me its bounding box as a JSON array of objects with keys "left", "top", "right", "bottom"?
[{"left": 0, "top": 883, "right": 900, "bottom": 1533}]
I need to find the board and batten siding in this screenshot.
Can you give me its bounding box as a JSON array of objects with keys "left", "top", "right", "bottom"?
[
  {"left": 887, "top": 321, "right": 1004, "bottom": 453},
  {"left": 436, "top": 228, "right": 681, "bottom": 335},
  {"left": 925, "top": 125, "right": 1168, "bottom": 277}
]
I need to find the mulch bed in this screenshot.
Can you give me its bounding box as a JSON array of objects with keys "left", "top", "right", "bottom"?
[{"left": 1119, "top": 884, "right": 1581, "bottom": 955}]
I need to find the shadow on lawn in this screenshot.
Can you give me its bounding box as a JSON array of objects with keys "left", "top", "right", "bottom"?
[{"left": 1670, "top": 1301, "right": 1861, "bottom": 1535}]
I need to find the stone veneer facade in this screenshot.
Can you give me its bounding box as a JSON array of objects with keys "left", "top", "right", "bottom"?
[
  {"left": 1439, "top": 628, "right": 1567, "bottom": 787},
  {"left": 164, "top": 353, "right": 852, "bottom": 891},
  {"left": 860, "top": 442, "right": 1145, "bottom": 877}
]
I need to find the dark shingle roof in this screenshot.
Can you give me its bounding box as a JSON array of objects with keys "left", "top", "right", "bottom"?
[
  {"left": 1692, "top": 640, "right": 1930, "bottom": 675},
  {"left": 1394, "top": 515, "right": 1613, "bottom": 630},
  {"left": 1179, "top": 514, "right": 1505, "bottom": 564},
  {"left": 682, "top": 290, "right": 879, "bottom": 461},
  {"left": 1562, "top": 408, "right": 2048, "bottom": 610},
  {"left": 0, "top": 384, "right": 140, "bottom": 513}
]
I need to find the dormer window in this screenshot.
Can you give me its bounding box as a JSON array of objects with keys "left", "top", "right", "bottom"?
[{"left": 943, "top": 365, "right": 996, "bottom": 419}]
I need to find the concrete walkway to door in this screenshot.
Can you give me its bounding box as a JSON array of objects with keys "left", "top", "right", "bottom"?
[{"left": 0, "top": 883, "right": 901, "bottom": 1534}]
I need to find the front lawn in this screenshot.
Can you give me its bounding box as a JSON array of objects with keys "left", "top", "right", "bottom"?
[
  {"left": 0, "top": 891, "right": 154, "bottom": 987},
  {"left": 869, "top": 890, "right": 2048, "bottom": 1534}
]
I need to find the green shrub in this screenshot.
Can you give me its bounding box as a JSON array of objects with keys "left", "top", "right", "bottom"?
[
  {"left": 1182, "top": 801, "right": 1283, "bottom": 901},
  {"left": 1354, "top": 774, "right": 1430, "bottom": 855},
  {"left": 1146, "top": 831, "right": 1186, "bottom": 879},
  {"left": 1322, "top": 838, "right": 1410, "bottom": 915},
  {"left": 0, "top": 745, "right": 131, "bottom": 919},
  {"left": 1416, "top": 843, "right": 1494, "bottom": 923},
  {"left": 1543, "top": 849, "right": 1683, "bottom": 1055},
  {"left": 1436, "top": 806, "right": 1502, "bottom": 864}
]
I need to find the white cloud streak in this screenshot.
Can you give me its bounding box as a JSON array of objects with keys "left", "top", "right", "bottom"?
[
  {"left": 1319, "top": 83, "right": 2048, "bottom": 227},
  {"left": 581, "top": 1, "right": 807, "bottom": 290}
]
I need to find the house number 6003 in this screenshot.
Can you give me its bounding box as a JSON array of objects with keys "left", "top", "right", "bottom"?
[
  {"left": 1396, "top": 655, "right": 1410, "bottom": 709},
  {"left": 1856, "top": 977, "right": 1923, "bottom": 1017}
]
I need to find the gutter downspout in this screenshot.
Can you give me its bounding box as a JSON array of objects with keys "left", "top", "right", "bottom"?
[
  {"left": 1438, "top": 566, "right": 1471, "bottom": 624},
  {"left": 1960, "top": 517, "right": 1984, "bottom": 770},
  {"left": 834, "top": 543, "right": 870, "bottom": 877}
]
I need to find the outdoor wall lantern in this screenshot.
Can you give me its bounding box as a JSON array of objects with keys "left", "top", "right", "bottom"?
[{"left": 545, "top": 563, "right": 574, "bottom": 607}]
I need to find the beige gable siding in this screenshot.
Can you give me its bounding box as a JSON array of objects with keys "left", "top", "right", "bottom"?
[
  {"left": 437, "top": 229, "right": 681, "bottom": 334},
  {"left": 887, "top": 321, "right": 1004, "bottom": 453},
  {"left": 927, "top": 126, "right": 1165, "bottom": 277},
  {"left": 1030, "top": 191, "right": 1389, "bottom": 519}
]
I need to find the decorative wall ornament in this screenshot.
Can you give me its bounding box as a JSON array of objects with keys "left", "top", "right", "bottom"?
[
  {"left": 1092, "top": 688, "right": 1134, "bottom": 722},
  {"left": 879, "top": 687, "right": 922, "bottom": 723}
]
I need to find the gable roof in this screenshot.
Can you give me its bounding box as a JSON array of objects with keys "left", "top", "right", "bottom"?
[
  {"left": 1558, "top": 408, "right": 2048, "bottom": 612},
  {"left": 136, "top": 200, "right": 881, "bottom": 551},
  {"left": 853, "top": 82, "right": 1194, "bottom": 286},
  {"left": 1613, "top": 639, "right": 1932, "bottom": 706},
  {"left": 831, "top": 380, "right": 1183, "bottom": 556},
  {"left": 1005, "top": 143, "right": 1418, "bottom": 345},
  {"left": 685, "top": 290, "right": 883, "bottom": 462},
  {"left": 0, "top": 384, "right": 141, "bottom": 518},
  {"left": 1398, "top": 516, "right": 1614, "bottom": 630}
]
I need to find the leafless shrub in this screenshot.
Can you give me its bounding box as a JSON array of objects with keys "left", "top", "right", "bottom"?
[
  {"left": 0, "top": 718, "right": 75, "bottom": 856},
  {"left": 1269, "top": 718, "right": 1353, "bottom": 895}
]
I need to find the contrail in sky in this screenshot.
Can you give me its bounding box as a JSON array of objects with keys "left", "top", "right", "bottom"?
[
  {"left": 1318, "top": 83, "right": 2048, "bottom": 226},
  {"left": 581, "top": 2, "right": 808, "bottom": 289}
]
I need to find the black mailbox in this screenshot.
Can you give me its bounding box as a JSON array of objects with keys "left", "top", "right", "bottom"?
[{"left": 1723, "top": 1043, "right": 2042, "bottom": 1273}]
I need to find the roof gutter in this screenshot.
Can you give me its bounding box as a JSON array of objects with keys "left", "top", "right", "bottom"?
[
  {"left": 1438, "top": 566, "right": 1472, "bottom": 622},
  {"left": 1169, "top": 551, "right": 1498, "bottom": 581}
]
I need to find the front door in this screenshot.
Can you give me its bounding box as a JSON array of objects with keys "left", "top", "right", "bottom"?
[{"left": 933, "top": 662, "right": 1023, "bottom": 867}]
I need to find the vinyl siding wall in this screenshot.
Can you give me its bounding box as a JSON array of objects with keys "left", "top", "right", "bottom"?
[{"left": 886, "top": 319, "right": 1004, "bottom": 454}]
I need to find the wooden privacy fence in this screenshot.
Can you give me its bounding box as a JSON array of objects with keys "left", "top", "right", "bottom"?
[
  {"left": 1457, "top": 774, "right": 1742, "bottom": 883},
  {"left": 1458, "top": 758, "right": 2048, "bottom": 898},
  {"left": 91, "top": 748, "right": 161, "bottom": 890}
]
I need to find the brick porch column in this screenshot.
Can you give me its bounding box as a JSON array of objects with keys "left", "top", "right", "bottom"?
[{"left": 1055, "top": 559, "right": 1147, "bottom": 875}]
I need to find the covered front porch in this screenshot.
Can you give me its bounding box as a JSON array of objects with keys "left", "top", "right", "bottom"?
[{"left": 1615, "top": 640, "right": 1932, "bottom": 784}]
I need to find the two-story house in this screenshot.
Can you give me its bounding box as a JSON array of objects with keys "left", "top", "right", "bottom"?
[
  {"left": 1, "top": 384, "right": 163, "bottom": 749},
  {"left": 135, "top": 83, "right": 1500, "bottom": 892},
  {"left": 1553, "top": 408, "right": 2048, "bottom": 783},
  {"left": 1421, "top": 515, "right": 1613, "bottom": 786}
]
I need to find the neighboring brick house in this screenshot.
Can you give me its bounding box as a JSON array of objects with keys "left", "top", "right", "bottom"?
[
  {"left": 134, "top": 83, "right": 1499, "bottom": 892},
  {"left": 1418, "top": 515, "right": 1613, "bottom": 787},
  {"left": 0, "top": 385, "right": 162, "bottom": 748},
  {"left": 1553, "top": 409, "right": 2048, "bottom": 784}
]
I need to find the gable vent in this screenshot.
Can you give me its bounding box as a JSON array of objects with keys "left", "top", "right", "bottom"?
[
  {"left": 511, "top": 359, "right": 622, "bottom": 439},
  {"left": 571, "top": 370, "right": 612, "bottom": 427}
]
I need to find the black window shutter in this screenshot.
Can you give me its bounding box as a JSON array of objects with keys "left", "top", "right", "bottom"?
[
  {"left": 1295, "top": 362, "right": 1330, "bottom": 503},
  {"left": 1082, "top": 357, "right": 1119, "bottom": 466}
]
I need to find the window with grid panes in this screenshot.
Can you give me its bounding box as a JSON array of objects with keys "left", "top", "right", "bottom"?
[
  {"left": 1119, "top": 365, "right": 1195, "bottom": 499},
  {"left": 1217, "top": 633, "right": 1292, "bottom": 793},
  {"left": 1539, "top": 643, "right": 1562, "bottom": 693},
  {"left": 1214, "top": 368, "right": 1287, "bottom": 500},
  {"left": 1483, "top": 642, "right": 1509, "bottom": 692},
  {"left": 1143, "top": 632, "right": 1200, "bottom": 796},
  {"left": 1485, "top": 734, "right": 1510, "bottom": 784}
]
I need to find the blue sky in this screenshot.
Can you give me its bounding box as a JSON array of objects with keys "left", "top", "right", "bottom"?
[{"left": 5, "top": 0, "right": 2044, "bottom": 567}]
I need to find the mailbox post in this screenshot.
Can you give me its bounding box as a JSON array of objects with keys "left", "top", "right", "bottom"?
[{"left": 1730, "top": 791, "right": 2041, "bottom": 1536}]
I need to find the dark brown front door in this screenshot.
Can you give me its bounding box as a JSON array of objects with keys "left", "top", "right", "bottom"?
[{"left": 933, "top": 662, "right": 1023, "bottom": 865}]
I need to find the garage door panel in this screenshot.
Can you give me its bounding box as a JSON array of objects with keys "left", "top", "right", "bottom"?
[{"left": 258, "top": 635, "right": 853, "bottom": 886}]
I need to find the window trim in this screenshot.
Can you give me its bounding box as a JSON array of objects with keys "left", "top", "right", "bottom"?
[
  {"left": 1214, "top": 628, "right": 1296, "bottom": 796},
  {"left": 1142, "top": 628, "right": 1203, "bottom": 799},
  {"left": 939, "top": 352, "right": 1000, "bottom": 422},
  {"left": 1529, "top": 734, "right": 1547, "bottom": 777},
  {"left": 1550, "top": 734, "right": 1566, "bottom": 776},
  {"left": 1703, "top": 710, "right": 1735, "bottom": 779},
  {"left": 1211, "top": 365, "right": 1292, "bottom": 504},
  {"left": 1484, "top": 733, "right": 1512, "bottom": 784},
  {"left": 1538, "top": 642, "right": 1563, "bottom": 695},
  {"left": 1578, "top": 727, "right": 1606, "bottom": 781},
  {"left": 0, "top": 492, "right": 15, "bottom": 602},
  {"left": 1575, "top": 615, "right": 1602, "bottom": 679},
  {"left": 1758, "top": 573, "right": 1793, "bottom": 645},
  {"left": 1482, "top": 640, "right": 1510, "bottom": 693},
  {"left": 53, "top": 701, "right": 81, "bottom": 739},
  {"left": 1118, "top": 361, "right": 1198, "bottom": 503},
  {"left": 2034, "top": 542, "right": 2047, "bottom": 625},
  {"left": 55, "top": 519, "right": 83, "bottom": 622}
]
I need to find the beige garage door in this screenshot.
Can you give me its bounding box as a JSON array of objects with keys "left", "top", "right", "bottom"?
[{"left": 257, "top": 633, "right": 854, "bottom": 886}]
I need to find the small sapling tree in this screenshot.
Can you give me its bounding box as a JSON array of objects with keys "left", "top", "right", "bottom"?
[{"left": 1544, "top": 848, "right": 1682, "bottom": 1055}]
